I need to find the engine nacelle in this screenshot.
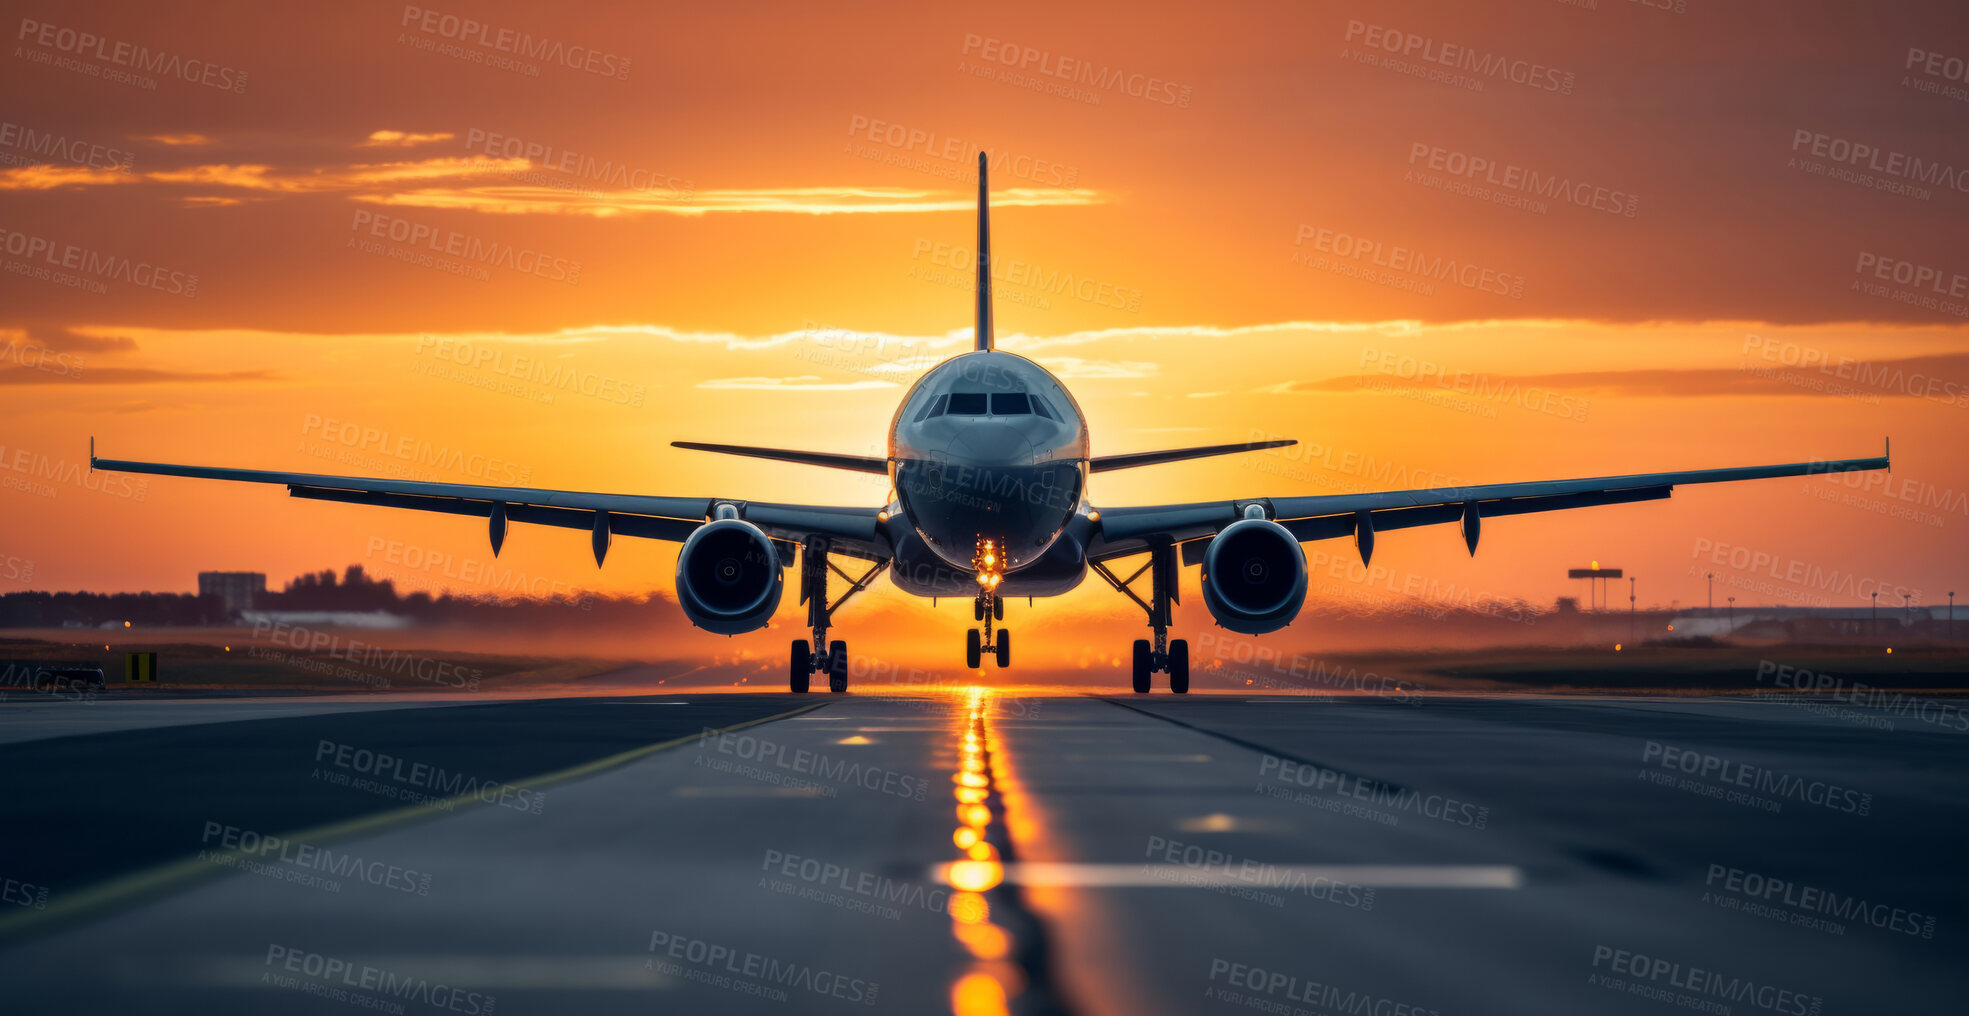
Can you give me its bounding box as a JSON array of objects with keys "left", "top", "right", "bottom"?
[
  {"left": 675, "top": 519, "right": 785, "bottom": 635},
  {"left": 1200, "top": 518, "right": 1307, "bottom": 634}
]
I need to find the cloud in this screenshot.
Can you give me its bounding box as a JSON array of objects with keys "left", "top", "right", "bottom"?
[
  {"left": 360, "top": 130, "right": 456, "bottom": 148},
  {"left": 358, "top": 185, "right": 1102, "bottom": 218},
  {"left": 143, "top": 134, "right": 214, "bottom": 146},
  {"left": 0, "top": 165, "right": 139, "bottom": 190},
  {"left": 1, "top": 328, "right": 137, "bottom": 353},
  {"left": 1, "top": 147, "right": 1104, "bottom": 217},
  {"left": 1290, "top": 354, "right": 1969, "bottom": 401},
  {"left": 0, "top": 366, "right": 279, "bottom": 386},
  {"left": 696, "top": 376, "right": 899, "bottom": 391},
  {"left": 1034, "top": 357, "right": 1159, "bottom": 378}
]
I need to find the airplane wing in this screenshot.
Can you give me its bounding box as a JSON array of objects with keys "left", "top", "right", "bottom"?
[
  {"left": 89, "top": 447, "right": 887, "bottom": 564},
  {"left": 1089, "top": 443, "right": 1892, "bottom": 563}
]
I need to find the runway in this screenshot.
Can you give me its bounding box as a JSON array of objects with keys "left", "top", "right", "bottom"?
[{"left": 1, "top": 681, "right": 1964, "bottom": 1014}]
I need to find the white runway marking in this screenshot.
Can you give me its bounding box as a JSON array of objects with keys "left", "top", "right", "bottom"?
[{"left": 969, "top": 863, "right": 1524, "bottom": 889}]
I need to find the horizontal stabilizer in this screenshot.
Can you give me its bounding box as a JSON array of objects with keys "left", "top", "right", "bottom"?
[
  {"left": 1091, "top": 440, "right": 1296, "bottom": 472},
  {"left": 672, "top": 441, "right": 887, "bottom": 475}
]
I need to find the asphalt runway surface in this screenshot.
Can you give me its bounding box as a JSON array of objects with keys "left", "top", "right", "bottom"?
[{"left": 1, "top": 679, "right": 1964, "bottom": 1015}]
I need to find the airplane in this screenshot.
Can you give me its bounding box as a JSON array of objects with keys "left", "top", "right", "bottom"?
[{"left": 91, "top": 151, "right": 1891, "bottom": 695}]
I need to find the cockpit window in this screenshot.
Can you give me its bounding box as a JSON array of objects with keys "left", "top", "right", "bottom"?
[
  {"left": 914, "top": 393, "right": 948, "bottom": 422},
  {"left": 1029, "top": 394, "right": 1057, "bottom": 420},
  {"left": 990, "top": 392, "right": 1031, "bottom": 415},
  {"left": 946, "top": 392, "right": 988, "bottom": 415}
]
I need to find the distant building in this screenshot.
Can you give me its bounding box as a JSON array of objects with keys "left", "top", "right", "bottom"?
[{"left": 198, "top": 571, "right": 266, "bottom": 619}]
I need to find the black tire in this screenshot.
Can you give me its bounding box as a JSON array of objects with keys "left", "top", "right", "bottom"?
[
  {"left": 966, "top": 629, "right": 982, "bottom": 669},
  {"left": 790, "top": 640, "right": 811, "bottom": 694},
  {"left": 828, "top": 641, "right": 848, "bottom": 693},
  {"left": 974, "top": 600, "right": 984, "bottom": 621},
  {"left": 993, "top": 598, "right": 1003, "bottom": 621},
  {"left": 1169, "top": 639, "right": 1190, "bottom": 694},
  {"left": 1131, "top": 640, "right": 1152, "bottom": 694},
  {"left": 994, "top": 630, "right": 1011, "bottom": 668}
]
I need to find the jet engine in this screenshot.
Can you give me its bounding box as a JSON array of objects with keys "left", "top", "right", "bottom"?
[
  {"left": 1200, "top": 518, "right": 1307, "bottom": 634},
  {"left": 675, "top": 519, "right": 785, "bottom": 634}
]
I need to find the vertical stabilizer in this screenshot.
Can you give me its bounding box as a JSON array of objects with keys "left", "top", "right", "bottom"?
[{"left": 975, "top": 151, "right": 993, "bottom": 351}]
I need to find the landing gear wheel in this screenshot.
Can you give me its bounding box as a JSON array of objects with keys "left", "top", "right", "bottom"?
[
  {"left": 993, "top": 598, "right": 1004, "bottom": 621},
  {"left": 966, "top": 628, "right": 982, "bottom": 669},
  {"left": 828, "top": 641, "right": 848, "bottom": 693},
  {"left": 1168, "top": 639, "right": 1190, "bottom": 694},
  {"left": 790, "top": 640, "right": 811, "bottom": 694},
  {"left": 994, "top": 630, "right": 1011, "bottom": 668},
  {"left": 1131, "top": 639, "right": 1152, "bottom": 694}
]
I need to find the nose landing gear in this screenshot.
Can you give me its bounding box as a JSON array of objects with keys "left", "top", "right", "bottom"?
[
  {"left": 1093, "top": 540, "right": 1189, "bottom": 694},
  {"left": 966, "top": 537, "right": 1011, "bottom": 668}
]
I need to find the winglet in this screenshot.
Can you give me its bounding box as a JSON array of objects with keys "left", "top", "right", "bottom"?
[
  {"left": 1886, "top": 436, "right": 1891, "bottom": 473},
  {"left": 974, "top": 151, "right": 992, "bottom": 352},
  {"left": 89, "top": 436, "right": 95, "bottom": 470}
]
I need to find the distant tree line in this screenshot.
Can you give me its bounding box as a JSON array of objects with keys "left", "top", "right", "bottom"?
[{"left": 0, "top": 565, "right": 671, "bottom": 628}]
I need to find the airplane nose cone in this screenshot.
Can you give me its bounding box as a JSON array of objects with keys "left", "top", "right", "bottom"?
[{"left": 947, "top": 425, "right": 1033, "bottom": 466}]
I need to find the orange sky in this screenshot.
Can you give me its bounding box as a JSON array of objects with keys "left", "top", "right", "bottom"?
[{"left": 3, "top": 1, "right": 1967, "bottom": 645}]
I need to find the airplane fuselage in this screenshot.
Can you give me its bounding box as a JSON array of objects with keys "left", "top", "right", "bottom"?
[{"left": 887, "top": 350, "right": 1092, "bottom": 597}]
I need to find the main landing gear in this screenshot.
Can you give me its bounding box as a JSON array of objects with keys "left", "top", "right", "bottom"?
[
  {"left": 790, "top": 536, "right": 889, "bottom": 694},
  {"left": 966, "top": 537, "right": 1011, "bottom": 669},
  {"left": 1091, "top": 540, "right": 1189, "bottom": 694}
]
